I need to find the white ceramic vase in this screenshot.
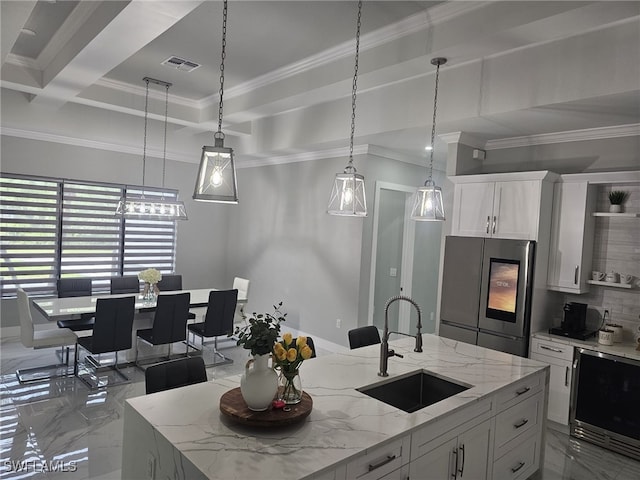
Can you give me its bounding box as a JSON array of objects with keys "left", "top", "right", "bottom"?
[{"left": 240, "top": 353, "right": 278, "bottom": 411}]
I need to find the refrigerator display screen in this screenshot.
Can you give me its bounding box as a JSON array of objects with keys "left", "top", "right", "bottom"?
[{"left": 486, "top": 258, "right": 519, "bottom": 323}]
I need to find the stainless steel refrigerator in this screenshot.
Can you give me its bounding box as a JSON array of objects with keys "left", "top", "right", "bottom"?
[{"left": 439, "top": 236, "right": 536, "bottom": 357}]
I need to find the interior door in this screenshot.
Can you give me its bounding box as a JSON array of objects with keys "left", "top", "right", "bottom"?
[
  {"left": 372, "top": 188, "right": 410, "bottom": 332},
  {"left": 369, "top": 182, "right": 417, "bottom": 334}
]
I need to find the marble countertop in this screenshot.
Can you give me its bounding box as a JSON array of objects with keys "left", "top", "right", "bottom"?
[
  {"left": 532, "top": 331, "right": 640, "bottom": 361},
  {"left": 125, "top": 334, "right": 548, "bottom": 479}
]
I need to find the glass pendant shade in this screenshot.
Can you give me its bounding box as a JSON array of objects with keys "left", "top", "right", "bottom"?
[
  {"left": 116, "top": 197, "right": 188, "bottom": 220},
  {"left": 193, "top": 136, "right": 238, "bottom": 204},
  {"left": 410, "top": 180, "right": 445, "bottom": 221},
  {"left": 327, "top": 169, "right": 367, "bottom": 216}
]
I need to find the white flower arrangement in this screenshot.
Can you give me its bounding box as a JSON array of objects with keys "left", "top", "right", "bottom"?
[{"left": 138, "top": 268, "right": 162, "bottom": 284}]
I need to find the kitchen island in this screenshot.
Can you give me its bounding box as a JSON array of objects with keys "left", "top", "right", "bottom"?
[{"left": 122, "top": 335, "right": 549, "bottom": 480}]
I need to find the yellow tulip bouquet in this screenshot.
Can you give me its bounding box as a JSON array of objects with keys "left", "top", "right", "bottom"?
[{"left": 272, "top": 333, "right": 313, "bottom": 404}]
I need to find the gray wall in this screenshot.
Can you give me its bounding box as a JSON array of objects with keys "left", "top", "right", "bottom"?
[
  {"left": 481, "top": 136, "right": 640, "bottom": 174},
  {"left": 1, "top": 135, "right": 231, "bottom": 326}
]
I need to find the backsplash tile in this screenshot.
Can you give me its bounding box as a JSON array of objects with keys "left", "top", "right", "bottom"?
[{"left": 563, "top": 183, "right": 640, "bottom": 343}]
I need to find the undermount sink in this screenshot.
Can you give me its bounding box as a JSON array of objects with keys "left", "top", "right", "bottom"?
[{"left": 357, "top": 370, "right": 471, "bottom": 413}]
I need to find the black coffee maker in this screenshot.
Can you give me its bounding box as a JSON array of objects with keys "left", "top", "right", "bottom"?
[{"left": 561, "top": 302, "right": 588, "bottom": 333}]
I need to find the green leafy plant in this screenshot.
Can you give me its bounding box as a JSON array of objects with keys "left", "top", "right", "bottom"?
[
  {"left": 233, "top": 302, "right": 286, "bottom": 356},
  {"left": 608, "top": 190, "right": 627, "bottom": 205}
]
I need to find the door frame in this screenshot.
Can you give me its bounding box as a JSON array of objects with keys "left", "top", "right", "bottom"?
[{"left": 368, "top": 181, "right": 417, "bottom": 331}]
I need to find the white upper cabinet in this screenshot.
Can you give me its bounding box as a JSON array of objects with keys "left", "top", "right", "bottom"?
[
  {"left": 547, "top": 181, "right": 596, "bottom": 294},
  {"left": 451, "top": 172, "right": 557, "bottom": 241}
]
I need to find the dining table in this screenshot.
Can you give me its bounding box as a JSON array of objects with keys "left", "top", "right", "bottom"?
[{"left": 32, "top": 288, "right": 247, "bottom": 321}]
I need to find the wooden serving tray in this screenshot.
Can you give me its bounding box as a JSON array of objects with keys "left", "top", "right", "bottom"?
[{"left": 219, "top": 387, "right": 312, "bottom": 427}]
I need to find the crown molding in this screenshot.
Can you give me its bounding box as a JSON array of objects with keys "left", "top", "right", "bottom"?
[
  {"left": 439, "top": 132, "right": 486, "bottom": 149},
  {"left": 485, "top": 123, "right": 640, "bottom": 150},
  {"left": 204, "top": 1, "right": 489, "bottom": 106},
  {"left": 1, "top": 127, "right": 192, "bottom": 164}
]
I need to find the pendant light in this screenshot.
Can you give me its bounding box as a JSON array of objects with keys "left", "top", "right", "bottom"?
[
  {"left": 410, "top": 57, "right": 447, "bottom": 221},
  {"left": 327, "top": 0, "right": 366, "bottom": 217},
  {"left": 193, "top": 0, "right": 238, "bottom": 204},
  {"left": 116, "top": 77, "right": 188, "bottom": 220}
]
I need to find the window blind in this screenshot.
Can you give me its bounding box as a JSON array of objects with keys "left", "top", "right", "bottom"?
[
  {"left": 123, "top": 188, "right": 177, "bottom": 278},
  {"left": 0, "top": 176, "right": 61, "bottom": 297},
  {"left": 0, "top": 174, "right": 179, "bottom": 298},
  {"left": 60, "top": 182, "right": 123, "bottom": 294}
]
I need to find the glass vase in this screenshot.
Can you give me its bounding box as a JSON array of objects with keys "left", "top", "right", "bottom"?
[
  {"left": 278, "top": 369, "right": 302, "bottom": 405},
  {"left": 142, "top": 282, "right": 158, "bottom": 302}
]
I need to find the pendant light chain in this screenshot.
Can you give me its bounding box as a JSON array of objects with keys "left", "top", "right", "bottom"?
[
  {"left": 428, "top": 63, "right": 440, "bottom": 183},
  {"left": 217, "top": 0, "right": 228, "bottom": 136},
  {"left": 141, "top": 78, "right": 150, "bottom": 188},
  {"left": 162, "top": 82, "right": 169, "bottom": 189},
  {"left": 348, "top": 0, "right": 363, "bottom": 169}
]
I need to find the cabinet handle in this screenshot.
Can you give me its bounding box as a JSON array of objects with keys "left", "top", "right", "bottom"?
[
  {"left": 451, "top": 448, "right": 458, "bottom": 479},
  {"left": 458, "top": 444, "right": 465, "bottom": 476},
  {"left": 574, "top": 265, "right": 579, "bottom": 285},
  {"left": 486, "top": 216, "right": 490, "bottom": 234},
  {"left": 368, "top": 454, "right": 396, "bottom": 472},
  {"left": 513, "top": 418, "right": 529, "bottom": 429},
  {"left": 511, "top": 461, "right": 525, "bottom": 473},
  {"left": 565, "top": 366, "right": 569, "bottom": 387},
  {"left": 515, "top": 386, "right": 530, "bottom": 396},
  {"left": 540, "top": 345, "right": 563, "bottom": 353},
  {"left": 492, "top": 215, "right": 497, "bottom": 234}
]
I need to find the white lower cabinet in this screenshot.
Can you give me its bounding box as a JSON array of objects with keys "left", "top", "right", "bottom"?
[
  {"left": 409, "top": 420, "right": 491, "bottom": 480},
  {"left": 492, "top": 430, "right": 540, "bottom": 480},
  {"left": 345, "top": 436, "right": 410, "bottom": 480},
  {"left": 327, "top": 371, "right": 547, "bottom": 480},
  {"left": 530, "top": 337, "right": 573, "bottom": 425}
]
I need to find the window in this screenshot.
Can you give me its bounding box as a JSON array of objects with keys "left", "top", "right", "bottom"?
[
  {"left": 0, "top": 173, "right": 179, "bottom": 297},
  {"left": 0, "top": 176, "right": 60, "bottom": 297}
]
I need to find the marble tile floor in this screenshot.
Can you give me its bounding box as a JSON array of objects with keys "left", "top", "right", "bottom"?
[{"left": 1, "top": 334, "right": 639, "bottom": 480}]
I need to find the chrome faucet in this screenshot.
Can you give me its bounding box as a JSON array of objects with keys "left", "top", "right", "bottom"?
[{"left": 379, "top": 295, "right": 423, "bottom": 377}]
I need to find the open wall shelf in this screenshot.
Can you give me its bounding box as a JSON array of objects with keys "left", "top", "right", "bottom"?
[
  {"left": 592, "top": 212, "right": 640, "bottom": 217},
  {"left": 587, "top": 280, "right": 633, "bottom": 289}
]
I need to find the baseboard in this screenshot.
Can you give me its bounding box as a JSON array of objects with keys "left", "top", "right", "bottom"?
[{"left": 1, "top": 326, "right": 20, "bottom": 339}]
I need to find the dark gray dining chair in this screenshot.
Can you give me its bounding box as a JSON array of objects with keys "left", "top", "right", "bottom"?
[
  {"left": 155, "top": 274, "right": 196, "bottom": 320},
  {"left": 135, "top": 292, "right": 191, "bottom": 367},
  {"left": 56, "top": 278, "right": 95, "bottom": 331},
  {"left": 75, "top": 296, "right": 136, "bottom": 389},
  {"left": 110, "top": 276, "right": 140, "bottom": 294},
  {"left": 187, "top": 289, "right": 238, "bottom": 366},
  {"left": 348, "top": 326, "right": 381, "bottom": 349},
  {"left": 145, "top": 356, "right": 207, "bottom": 394},
  {"left": 157, "top": 274, "right": 183, "bottom": 291}
]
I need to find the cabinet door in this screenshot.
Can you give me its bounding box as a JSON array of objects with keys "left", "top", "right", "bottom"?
[
  {"left": 492, "top": 181, "right": 540, "bottom": 240},
  {"left": 547, "top": 182, "right": 596, "bottom": 293},
  {"left": 452, "top": 183, "right": 495, "bottom": 237},
  {"left": 456, "top": 420, "right": 491, "bottom": 480},
  {"left": 409, "top": 437, "right": 457, "bottom": 480},
  {"left": 530, "top": 352, "right": 572, "bottom": 425}
]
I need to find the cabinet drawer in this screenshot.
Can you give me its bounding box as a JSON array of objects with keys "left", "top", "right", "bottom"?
[
  {"left": 531, "top": 338, "right": 573, "bottom": 361},
  {"left": 493, "top": 431, "right": 540, "bottom": 480},
  {"left": 494, "top": 393, "right": 541, "bottom": 458},
  {"left": 495, "top": 373, "right": 542, "bottom": 411},
  {"left": 346, "top": 436, "right": 409, "bottom": 480}
]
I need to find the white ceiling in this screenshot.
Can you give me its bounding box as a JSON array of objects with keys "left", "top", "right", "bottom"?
[{"left": 1, "top": 0, "right": 639, "bottom": 166}]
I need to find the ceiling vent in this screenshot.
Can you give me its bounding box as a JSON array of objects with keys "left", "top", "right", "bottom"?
[{"left": 161, "top": 56, "right": 200, "bottom": 72}]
